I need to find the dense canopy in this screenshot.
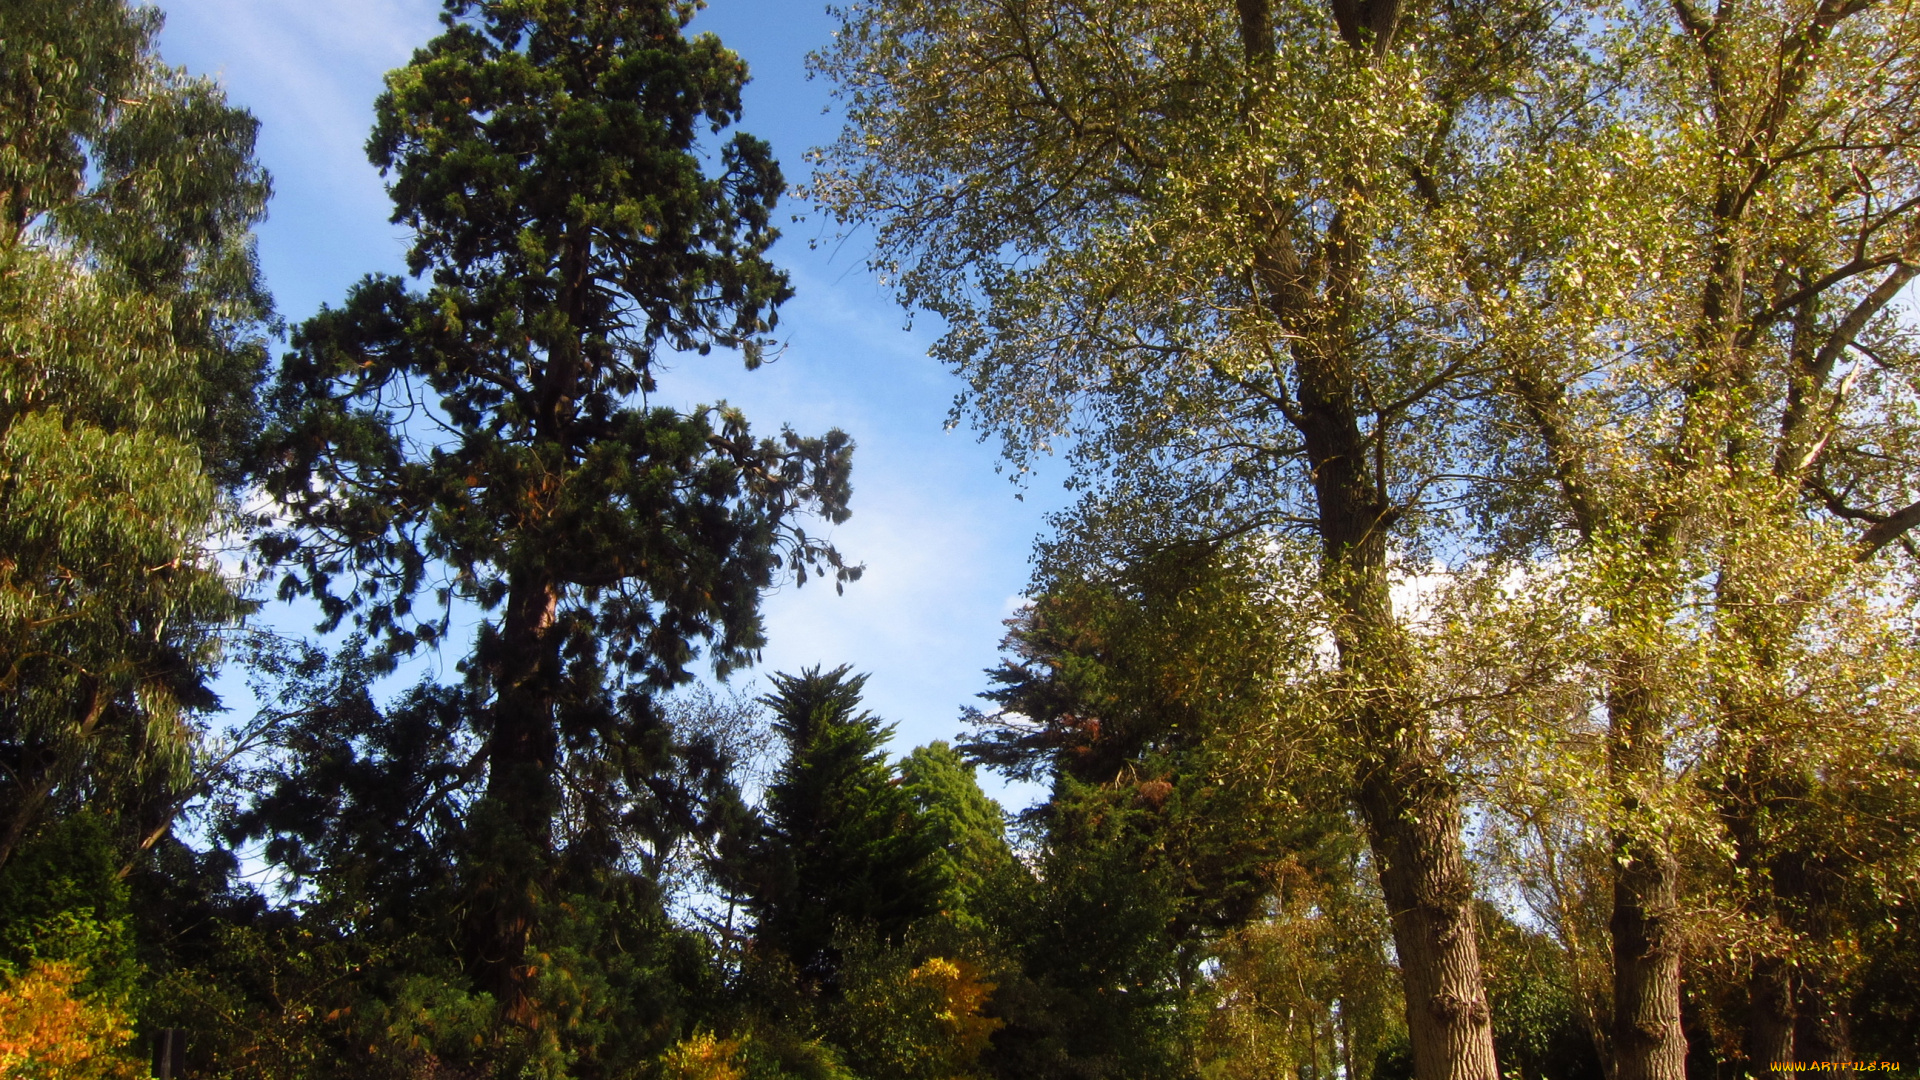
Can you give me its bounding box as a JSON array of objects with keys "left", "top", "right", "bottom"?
[{"left": 0, "top": 0, "right": 1916, "bottom": 1078}]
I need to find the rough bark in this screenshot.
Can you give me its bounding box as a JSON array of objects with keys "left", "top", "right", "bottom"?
[
  {"left": 1606, "top": 676, "right": 1688, "bottom": 1080},
  {"left": 1360, "top": 759, "right": 1497, "bottom": 1080},
  {"left": 1232, "top": 2, "right": 1500, "bottom": 1076},
  {"left": 473, "top": 572, "right": 563, "bottom": 1022},
  {"left": 1294, "top": 310, "right": 1497, "bottom": 1080}
]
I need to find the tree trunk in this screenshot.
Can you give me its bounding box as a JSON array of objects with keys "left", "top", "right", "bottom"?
[
  {"left": 1723, "top": 752, "right": 1799, "bottom": 1079},
  {"left": 1286, "top": 224, "right": 1498, "bottom": 1080},
  {"left": 472, "top": 571, "right": 562, "bottom": 1023},
  {"left": 468, "top": 220, "right": 590, "bottom": 1021},
  {"left": 1748, "top": 958, "right": 1796, "bottom": 1076},
  {"left": 1231, "top": 1, "right": 1498, "bottom": 1074},
  {"left": 1360, "top": 758, "right": 1498, "bottom": 1080},
  {"left": 1606, "top": 676, "right": 1688, "bottom": 1080}
]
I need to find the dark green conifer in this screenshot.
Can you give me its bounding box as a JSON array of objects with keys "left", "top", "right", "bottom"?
[
  {"left": 256, "top": 0, "right": 856, "bottom": 1020},
  {"left": 752, "top": 666, "right": 942, "bottom": 986}
]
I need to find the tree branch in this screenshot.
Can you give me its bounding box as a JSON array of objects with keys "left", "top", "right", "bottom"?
[{"left": 1859, "top": 498, "right": 1920, "bottom": 560}]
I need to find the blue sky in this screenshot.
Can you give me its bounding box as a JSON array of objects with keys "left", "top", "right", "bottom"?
[{"left": 155, "top": 0, "right": 1067, "bottom": 807}]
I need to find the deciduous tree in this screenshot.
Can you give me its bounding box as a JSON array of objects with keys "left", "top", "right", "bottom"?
[
  {"left": 809, "top": 2, "right": 1593, "bottom": 1074},
  {"left": 0, "top": 0, "right": 270, "bottom": 874},
  {"left": 1468, "top": 0, "right": 1920, "bottom": 1067}
]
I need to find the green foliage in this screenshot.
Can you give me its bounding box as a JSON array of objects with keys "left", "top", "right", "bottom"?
[
  {"left": 968, "top": 543, "right": 1329, "bottom": 941},
  {"left": 222, "top": 646, "right": 477, "bottom": 933},
  {"left": 203, "top": 643, "right": 741, "bottom": 1078},
  {"left": 257, "top": 0, "right": 854, "bottom": 661},
  {"left": 147, "top": 881, "right": 723, "bottom": 1080},
  {"left": 250, "top": 0, "right": 861, "bottom": 1027},
  {"left": 6, "top": 1, "right": 1915, "bottom": 1078},
  {"left": 0, "top": 245, "right": 240, "bottom": 867},
  {"left": 0, "top": 0, "right": 273, "bottom": 485},
  {"left": 0, "top": 0, "right": 269, "bottom": 880},
  {"left": 975, "top": 779, "right": 1194, "bottom": 1080},
  {"left": 0, "top": 815, "right": 136, "bottom": 1004},
  {"left": 0, "top": 0, "right": 149, "bottom": 237},
  {"left": 149, "top": 922, "right": 404, "bottom": 1080},
  {"left": 958, "top": 542, "right": 1405, "bottom": 1080},
  {"left": 828, "top": 944, "right": 1001, "bottom": 1080},
  {"left": 751, "top": 666, "right": 944, "bottom": 986},
  {"left": 898, "top": 743, "right": 1010, "bottom": 929},
  {"left": 1476, "top": 905, "right": 1601, "bottom": 1080}
]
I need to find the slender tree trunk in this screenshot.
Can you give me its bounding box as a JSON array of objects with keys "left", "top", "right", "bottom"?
[
  {"left": 1720, "top": 737, "right": 1800, "bottom": 1079},
  {"left": 1506, "top": 363, "right": 1689, "bottom": 1080},
  {"left": 1599, "top": 138, "right": 1751, "bottom": 1080}
]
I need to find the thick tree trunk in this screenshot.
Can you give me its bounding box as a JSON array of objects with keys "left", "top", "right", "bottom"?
[
  {"left": 473, "top": 572, "right": 562, "bottom": 1022},
  {"left": 1360, "top": 758, "right": 1497, "bottom": 1080},
  {"left": 1606, "top": 676, "right": 1688, "bottom": 1080},
  {"left": 1247, "top": 170, "right": 1501, "bottom": 1080},
  {"left": 1608, "top": 841, "right": 1686, "bottom": 1080},
  {"left": 469, "top": 222, "right": 590, "bottom": 1021},
  {"left": 1231, "top": 1, "right": 1497, "bottom": 1074},
  {"left": 1262, "top": 269, "right": 1499, "bottom": 1080},
  {"left": 1331, "top": 551, "right": 1498, "bottom": 1080},
  {"left": 1747, "top": 958, "right": 1796, "bottom": 1075},
  {"left": 1289, "top": 242, "right": 1498, "bottom": 1080}
]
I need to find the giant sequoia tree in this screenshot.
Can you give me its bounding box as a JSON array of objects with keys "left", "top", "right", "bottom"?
[{"left": 259, "top": 0, "right": 856, "bottom": 1020}]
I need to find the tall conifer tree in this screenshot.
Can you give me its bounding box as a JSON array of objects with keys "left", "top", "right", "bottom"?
[{"left": 258, "top": 0, "right": 856, "bottom": 1020}]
